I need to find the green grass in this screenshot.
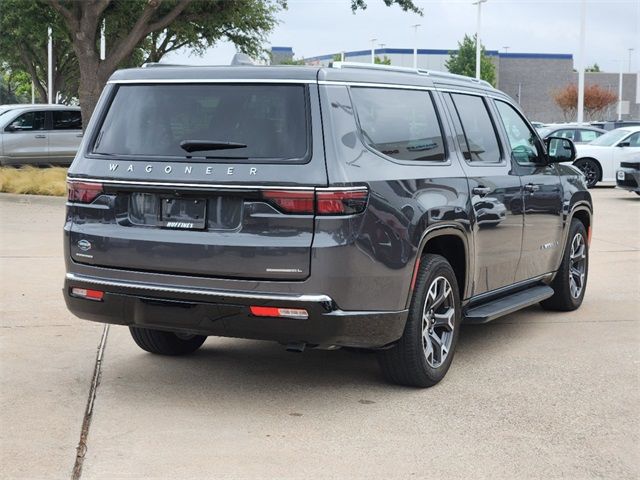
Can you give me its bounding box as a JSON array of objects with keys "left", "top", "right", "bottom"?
[{"left": 0, "top": 166, "right": 68, "bottom": 196}]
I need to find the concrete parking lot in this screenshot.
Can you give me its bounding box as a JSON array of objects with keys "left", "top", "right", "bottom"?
[{"left": 0, "top": 188, "right": 638, "bottom": 480}]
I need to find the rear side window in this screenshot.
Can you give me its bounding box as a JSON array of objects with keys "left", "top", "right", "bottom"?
[
  {"left": 93, "top": 84, "right": 309, "bottom": 162},
  {"left": 578, "top": 130, "right": 600, "bottom": 143},
  {"left": 450, "top": 93, "right": 501, "bottom": 163},
  {"left": 555, "top": 129, "right": 576, "bottom": 140},
  {"left": 53, "top": 110, "right": 82, "bottom": 130},
  {"left": 350, "top": 87, "right": 446, "bottom": 162}
]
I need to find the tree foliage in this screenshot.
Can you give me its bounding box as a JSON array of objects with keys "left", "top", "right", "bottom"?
[
  {"left": 585, "top": 63, "right": 600, "bottom": 73},
  {"left": 0, "top": 65, "right": 33, "bottom": 104},
  {"left": 553, "top": 83, "right": 618, "bottom": 121},
  {"left": 445, "top": 34, "right": 496, "bottom": 86},
  {"left": 374, "top": 55, "right": 391, "bottom": 65}
]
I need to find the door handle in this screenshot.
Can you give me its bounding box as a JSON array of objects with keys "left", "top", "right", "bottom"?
[
  {"left": 524, "top": 183, "right": 540, "bottom": 193},
  {"left": 35, "top": 134, "right": 46, "bottom": 139},
  {"left": 472, "top": 186, "right": 491, "bottom": 197}
]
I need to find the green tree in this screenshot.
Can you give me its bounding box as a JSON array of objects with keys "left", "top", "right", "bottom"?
[
  {"left": 374, "top": 55, "right": 391, "bottom": 65},
  {"left": 3, "top": 0, "right": 420, "bottom": 122},
  {"left": 0, "top": 65, "right": 33, "bottom": 104},
  {"left": 585, "top": 63, "right": 600, "bottom": 73},
  {"left": 445, "top": 34, "right": 496, "bottom": 86}
]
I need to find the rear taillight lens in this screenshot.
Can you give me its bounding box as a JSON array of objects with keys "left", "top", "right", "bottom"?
[
  {"left": 67, "top": 181, "right": 103, "bottom": 204},
  {"left": 316, "top": 188, "right": 368, "bottom": 215},
  {"left": 250, "top": 306, "right": 308, "bottom": 320},
  {"left": 262, "top": 190, "right": 315, "bottom": 214},
  {"left": 70, "top": 287, "right": 104, "bottom": 301},
  {"left": 262, "top": 188, "right": 368, "bottom": 216}
]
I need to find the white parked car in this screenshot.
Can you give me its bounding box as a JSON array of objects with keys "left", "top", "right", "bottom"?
[
  {"left": 573, "top": 126, "right": 640, "bottom": 187},
  {"left": 0, "top": 104, "right": 82, "bottom": 166}
]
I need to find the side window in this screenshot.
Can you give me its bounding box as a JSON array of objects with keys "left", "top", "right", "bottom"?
[
  {"left": 350, "top": 87, "right": 446, "bottom": 162},
  {"left": 494, "top": 100, "right": 541, "bottom": 165},
  {"left": 625, "top": 132, "right": 640, "bottom": 147},
  {"left": 7, "top": 111, "right": 46, "bottom": 131},
  {"left": 450, "top": 93, "right": 501, "bottom": 163},
  {"left": 578, "top": 130, "right": 599, "bottom": 143},
  {"left": 555, "top": 129, "right": 576, "bottom": 140},
  {"left": 53, "top": 110, "right": 82, "bottom": 130}
]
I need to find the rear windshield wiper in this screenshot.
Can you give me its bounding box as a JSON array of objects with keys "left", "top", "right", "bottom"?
[{"left": 180, "top": 140, "right": 247, "bottom": 153}]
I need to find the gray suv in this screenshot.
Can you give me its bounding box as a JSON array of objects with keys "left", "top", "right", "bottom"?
[
  {"left": 0, "top": 104, "right": 82, "bottom": 166},
  {"left": 63, "top": 63, "right": 592, "bottom": 387}
]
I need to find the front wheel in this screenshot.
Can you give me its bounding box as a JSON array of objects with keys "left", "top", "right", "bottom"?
[
  {"left": 129, "top": 326, "right": 207, "bottom": 355},
  {"left": 573, "top": 158, "right": 600, "bottom": 188},
  {"left": 377, "top": 254, "right": 462, "bottom": 388},
  {"left": 541, "top": 219, "right": 589, "bottom": 311}
]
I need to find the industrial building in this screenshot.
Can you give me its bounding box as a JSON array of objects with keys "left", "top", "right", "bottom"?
[{"left": 271, "top": 46, "right": 639, "bottom": 123}]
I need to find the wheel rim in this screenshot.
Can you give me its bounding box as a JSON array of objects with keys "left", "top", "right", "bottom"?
[
  {"left": 569, "top": 232, "right": 587, "bottom": 298},
  {"left": 421, "top": 276, "right": 456, "bottom": 368},
  {"left": 577, "top": 161, "right": 598, "bottom": 186}
]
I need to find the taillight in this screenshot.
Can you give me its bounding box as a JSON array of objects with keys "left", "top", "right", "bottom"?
[
  {"left": 250, "top": 306, "right": 309, "bottom": 320},
  {"left": 262, "top": 188, "right": 368, "bottom": 215},
  {"left": 262, "top": 190, "right": 314, "bottom": 214},
  {"left": 67, "top": 181, "right": 103, "bottom": 204},
  {"left": 316, "top": 188, "right": 368, "bottom": 215}
]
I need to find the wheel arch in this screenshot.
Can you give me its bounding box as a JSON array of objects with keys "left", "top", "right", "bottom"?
[{"left": 406, "top": 225, "right": 470, "bottom": 308}]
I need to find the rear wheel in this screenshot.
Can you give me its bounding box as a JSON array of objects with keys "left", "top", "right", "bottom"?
[
  {"left": 129, "top": 326, "right": 206, "bottom": 355},
  {"left": 377, "top": 254, "right": 461, "bottom": 388},
  {"left": 541, "top": 219, "right": 588, "bottom": 311},
  {"left": 574, "top": 158, "right": 600, "bottom": 188}
]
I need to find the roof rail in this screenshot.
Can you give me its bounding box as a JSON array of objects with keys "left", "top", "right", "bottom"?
[
  {"left": 141, "top": 62, "right": 188, "bottom": 68},
  {"left": 331, "top": 61, "right": 493, "bottom": 88}
]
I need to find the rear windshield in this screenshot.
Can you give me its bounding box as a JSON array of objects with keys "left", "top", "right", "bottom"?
[{"left": 93, "top": 84, "right": 309, "bottom": 162}]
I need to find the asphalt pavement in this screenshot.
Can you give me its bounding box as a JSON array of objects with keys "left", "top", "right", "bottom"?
[{"left": 0, "top": 188, "right": 638, "bottom": 480}]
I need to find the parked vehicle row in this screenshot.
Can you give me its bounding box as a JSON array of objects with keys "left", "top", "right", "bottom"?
[
  {"left": 63, "top": 62, "right": 592, "bottom": 387},
  {"left": 0, "top": 104, "right": 82, "bottom": 166}
]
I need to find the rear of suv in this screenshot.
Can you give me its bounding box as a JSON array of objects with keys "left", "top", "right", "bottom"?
[{"left": 64, "top": 63, "right": 592, "bottom": 387}]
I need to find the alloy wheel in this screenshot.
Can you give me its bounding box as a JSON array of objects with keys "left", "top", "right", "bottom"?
[
  {"left": 577, "top": 161, "right": 598, "bottom": 187},
  {"left": 569, "top": 232, "right": 587, "bottom": 298},
  {"left": 421, "top": 276, "right": 456, "bottom": 368}
]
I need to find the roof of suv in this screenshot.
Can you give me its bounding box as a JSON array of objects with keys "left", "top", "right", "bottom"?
[{"left": 108, "top": 63, "right": 500, "bottom": 95}]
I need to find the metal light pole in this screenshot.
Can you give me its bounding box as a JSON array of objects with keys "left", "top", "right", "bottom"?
[
  {"left": 411, "top": 24, "right": 421, "bottom": 69},
  {"left": 47, "top": 27, "right": 53, "bottom": 104},
  {"left": 618, "top": 58, "right": 624, "bottom": 121},
  {"left": 100, "top": 19, "right": 106, "bottom": 60},
  {"left": 503, "top": 46, "right": 509, "bottom": 54},
  {"left": 577, "top": 0, "right": 586, "bottom": 123},
  {"left": 473, "top": 0, "right": 487, "bottom": 80},
  {"left": 370, "top": 38, "right": 377, "bottom": 64},
  {"left": 628, "top": 48, "right": 635, "bottom": 72},
  {"left": 340, "top": 51, "right": 345, "bottom": 62}
]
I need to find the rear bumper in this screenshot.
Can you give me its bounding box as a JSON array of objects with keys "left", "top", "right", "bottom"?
[{"left": 63, "top": 273, "right": 407, "bottom": 348}]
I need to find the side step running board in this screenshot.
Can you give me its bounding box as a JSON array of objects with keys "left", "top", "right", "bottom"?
[{"left": 464, "top": 285, "right": 554, "bottom": 324}]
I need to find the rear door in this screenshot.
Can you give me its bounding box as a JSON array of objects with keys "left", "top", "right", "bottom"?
[
  {"left": 49, "top": 109, "right": 83, "bottom": 164},
  {"left": 68, "top": 82, "right": 326, "bottom": 281},
  {"left": 444, "top": 92, "right": 524, "bottom": 295},
  {"left": 3, "top": 110, "right": 48, "bottom": 163}
]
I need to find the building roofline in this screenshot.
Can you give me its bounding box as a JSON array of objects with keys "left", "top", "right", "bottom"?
[{"left": 304, "top": 48, "right": 573, "bottom": 62}]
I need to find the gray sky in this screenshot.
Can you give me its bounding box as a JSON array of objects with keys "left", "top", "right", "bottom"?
[{"left": 167, "top": 0, "right": 640, "bottom": 73}]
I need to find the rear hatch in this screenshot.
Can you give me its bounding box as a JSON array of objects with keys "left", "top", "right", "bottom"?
[{"left": 67, "top": 80, "right": 327, "bottom": 281}]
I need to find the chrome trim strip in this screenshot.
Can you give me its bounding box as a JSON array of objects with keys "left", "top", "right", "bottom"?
[
  {"left": 107, "top": 79, "right": 317, "bottom": 85},
  {"left": 67, "top": 177, "right": 317, "bottom": 191},
  {"left": 66, "top": 273, "right": 333, "bottom": 304}
]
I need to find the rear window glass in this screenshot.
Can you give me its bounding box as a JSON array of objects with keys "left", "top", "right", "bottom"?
[
  {"left": 93, "top": 84, "right": 309, "bottom": 162},
  {"left": 350, "top": 87, "right": 446, "bottom": 162}
]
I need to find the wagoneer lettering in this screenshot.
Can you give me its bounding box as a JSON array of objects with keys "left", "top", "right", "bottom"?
[{"left": 64, "top": 63, "right": 592, "bottom": 387}]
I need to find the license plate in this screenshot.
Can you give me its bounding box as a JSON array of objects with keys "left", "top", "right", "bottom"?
[
  {"left": 160, "top": 197, "right": 206, "bottom": 229},
  {"left": 617, "top": 170, "right": 626, "bottom": 181}
]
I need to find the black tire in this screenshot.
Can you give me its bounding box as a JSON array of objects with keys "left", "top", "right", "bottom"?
[
  {"left": 377, "top": 254, "right": 462, "bottom": 388},
  {"left": 573, "top": 158, "right": 600, "bottom": 188},
  {"left": 541, "top": 219, "right": 589, "bottom": 311},
  {"left": 129, "top": 326, "right": 206, "bottom": 355}
]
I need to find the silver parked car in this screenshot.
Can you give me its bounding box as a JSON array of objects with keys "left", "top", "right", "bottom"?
[{"left": 0, "top": 104, "right": 82, "bottom": 166}]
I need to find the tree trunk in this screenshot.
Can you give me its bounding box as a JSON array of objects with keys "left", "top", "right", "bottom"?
[{"left": 77, "top": 56, "right": 109, "bottom": 126}]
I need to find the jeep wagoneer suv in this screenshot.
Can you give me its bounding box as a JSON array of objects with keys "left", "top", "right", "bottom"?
[{"left": 64, "top": 63, "right": 592, "bottom": 387}]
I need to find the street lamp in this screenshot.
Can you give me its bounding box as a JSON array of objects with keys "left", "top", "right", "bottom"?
[
  {"left": 473, "top": 0, "right": 488, "bottom": 80},
  {"left": 628, "top": 48, "right": 635, "bottom": 72},
  {"left": 502, "top": 46, "right": 510, "bottom": 54},
  {"left": 411, "top": 24, "right": 421, "bottom": 69},
  {"left": 370, "top": 38, "right": 377, "bottom": 64},
  {"left": 577, "top": 0, "right": 586, "bottom": 123}
]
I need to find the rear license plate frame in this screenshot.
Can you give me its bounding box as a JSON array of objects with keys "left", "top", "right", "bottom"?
[{"left": 160, "top": 197, "right": 207, "bottom": 230}]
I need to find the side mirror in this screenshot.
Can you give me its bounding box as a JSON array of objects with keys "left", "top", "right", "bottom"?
[
  {"left": 4, "top": 124, "right": 16, "bottom": 132},
  {"left": 545, "top": 136, "right": 576, "bottom": 163},
  {"left": 617, "top": 141, "right": 630, "bottom": 148}
]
